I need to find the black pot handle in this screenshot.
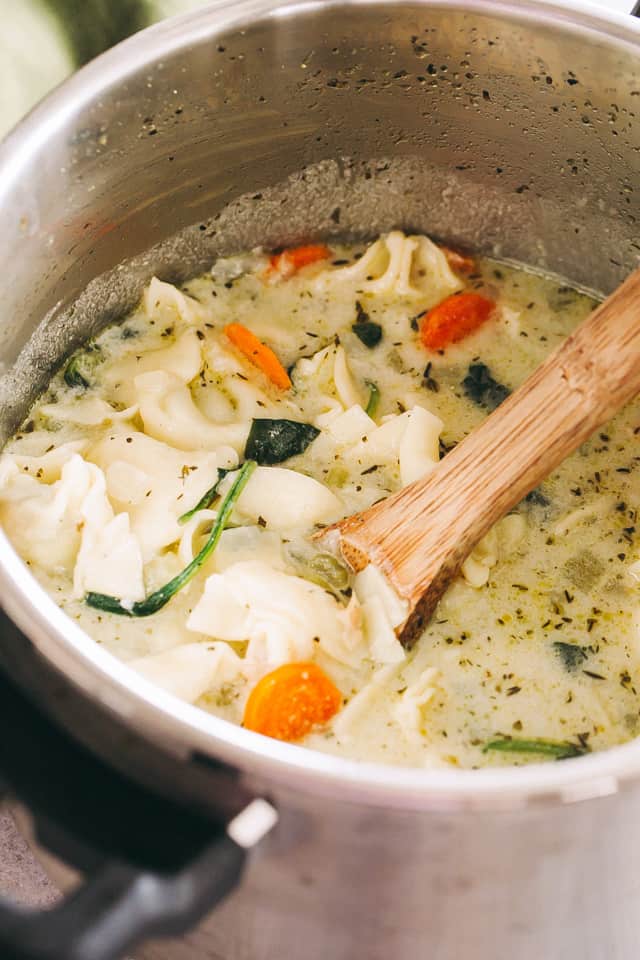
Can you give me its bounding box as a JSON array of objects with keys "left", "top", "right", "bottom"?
[
  {"left": 632, "top": 1, "right": 640, "bottom": 17},
  {"left": 0, "top": 829, "right": 244, "bottom": 960},
  {"left": 0, "top": 667, "right": 276, "bottom": 960}
]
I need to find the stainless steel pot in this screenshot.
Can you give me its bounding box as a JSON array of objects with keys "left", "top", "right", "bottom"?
[{"left": 0, "top": 1, "right": 639, "bottom": 958}]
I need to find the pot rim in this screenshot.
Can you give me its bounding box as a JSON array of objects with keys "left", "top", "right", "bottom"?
[{"left": 1, "top": 0, "right": 639, "bottom": 813}]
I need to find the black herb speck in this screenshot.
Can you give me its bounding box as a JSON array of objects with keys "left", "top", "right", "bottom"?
[
  {"left": 422, "top": 362, "right": 439, "bottom": 393},
  {"left": 439, "top": 438, "right": 458, "bottom": 458},
  {"left": 355, "top": 300, "right": 370, "bottom": 323}
]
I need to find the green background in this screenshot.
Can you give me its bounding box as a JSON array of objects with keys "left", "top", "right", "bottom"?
[{"left": 0, "top": 0, "right": 210, "bottom": 138}]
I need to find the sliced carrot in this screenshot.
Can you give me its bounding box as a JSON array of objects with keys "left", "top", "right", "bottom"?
[
  {"left": 420, "top": 292, "right": 495, "bottom": 351},
  {"left": 269, "top": 243, "right": 331, "bottom": 279},
  {"left": 243, "top": 662, "right": 343, "bottom": 742},
  {"left": 440, "top": 245, "right": 476, "bottom": 275},
  {"left": 224, "top": 322, "right": 291, "bottom": 390}
]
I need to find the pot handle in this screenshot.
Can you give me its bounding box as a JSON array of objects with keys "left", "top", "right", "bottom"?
[
  {"left": 0, "top": 807, "right": 274, "bottom": 960},
  {"left": 0, "top": 668, "right": 277, "bottom": 960},
  {"left": 633, "top": 1, "right": 640, "bottom": 17}
]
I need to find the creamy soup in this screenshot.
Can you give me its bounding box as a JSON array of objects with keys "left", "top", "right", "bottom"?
[{"left": 1, "top": 232, "right": 638, "bottom": 769}]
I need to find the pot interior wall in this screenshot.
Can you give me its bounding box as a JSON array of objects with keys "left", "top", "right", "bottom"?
[{"left": 0, "top": 0, "right": 638, "bottom": 442}]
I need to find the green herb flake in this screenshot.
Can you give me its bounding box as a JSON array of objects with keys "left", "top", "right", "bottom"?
[
  {"left": 244, "top": 418, "right": 320, "bottom": 465},
  {"left": 365, "top": 381, "right": 380, "bottom": 418},
  {"left": 86, "top": 460, "right": 256, "bottom": 618},
  {"left": 552, "top": 641, "right": 588, "bottom": 672}
]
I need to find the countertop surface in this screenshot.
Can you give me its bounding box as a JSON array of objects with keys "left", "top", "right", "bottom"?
[{"left": 0, "top": 812, "right": 57, "bottom": 907}]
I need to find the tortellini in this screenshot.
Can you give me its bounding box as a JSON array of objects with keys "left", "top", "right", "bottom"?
[
  {"left": 74, "top": 507, "right": 144, "bottom": 603},
  {"left": 88, "top": 431, "right": 237, "bottom": 561},
  {"left": 187, "top": 560, "right": 362, "bottom": 674},
  {"left": 315, "top": 231, "right": 462, "bottom": 304},
  {"left": 293, "top": 343, "right": 364, "bottom": 413},
  {"left": 103, "top": 328, "right": 203, "bottom": 406},
  {"left": 393, "top": 668, "right": 442, "bottom": 744},
  {"left": 354, "top": 564, "right": 408, "bottom": 664},
  {"left": 144, "top": 277, "right": 204, "bottom": 327},
  {"left": 221, "top": 466, "right": 342, "bottom": 530},
  {"left": 135, "top": 370, "right": 250, "bottom": 454},
  {"left": 0, "top": 454, "right": 94, "bottom": 572},
  {"left": 0, "top": 453, "right": 144, "bottom": 600},
  {"left": 348, "top": 404, "right": 443, "bottom": 486},
  {"left": 130, "top": 641, "right": 244, "bottom": 704},
  {"left": 202, "top": 338, "right": 295, "bottom": 422},
  {"left": 40, "top": 397, "right": 138, "bottom": 428},
  {"left": 2, "top": 440, "right": 87, "bottom": 483},
  {"left": 316, "top": 404, "right": 376, "bottom": 444},
  {"left": 461, "top": 513, "right": 528, "bottom": 588}
]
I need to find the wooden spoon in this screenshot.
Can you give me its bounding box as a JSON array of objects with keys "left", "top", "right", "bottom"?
[{"left": 319, "top": 268, "right": 640, "bottom": 649}]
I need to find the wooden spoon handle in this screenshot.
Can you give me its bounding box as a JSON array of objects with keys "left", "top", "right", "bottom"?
[{"left": 337, "top": 267, "right": 640, "bottom": 643}]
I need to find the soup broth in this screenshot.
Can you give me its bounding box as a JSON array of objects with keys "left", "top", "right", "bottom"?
[{"left": 2, "top": 232, "right": 637, "bottom": 769}]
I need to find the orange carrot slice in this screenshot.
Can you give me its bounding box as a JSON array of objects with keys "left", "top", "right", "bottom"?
[
  {"left": 243, "top": 662, "right": 343, "bottom": 742},
  {"left": 440, "top": 245, "right": 476, "bottom": 275},
  {"left": 269, "top": 243, "right": 331, "bottom": 278},
  {"left": 224, "top": 323, "right": 291, "bottom": 390},
  {"left": 420, "top": 292, "right": 495, "bottom": 351}
]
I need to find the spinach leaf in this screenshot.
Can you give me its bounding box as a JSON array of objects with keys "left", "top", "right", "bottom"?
[
  {"left": 552, "top": 641, "right": 588, "bottom": 672},
  {"left": 353, "top": 321, "right": 383, "bottom": 348},
  {"left": 63, "top": 360, "right": 90, "bottom": 390},
  {"left": 462, "top": 362, "right": 510, "bottom": 411},
  {"left": 352, "top": 303, "right": 382, "bottom": 347},
  {"left": 86, "top": 461, "right": 256, "bottom": 617},
  {"left": 483, "top": 737, "right": 588, "bottom": 760},
  {"left": 525, "top": 488, "right": 550, "bottom": 507},
  {"left": 245, "top": 418, "right": 320, "bottom": 465},
  {"left": 63, "top": 344, "right": 103, "bottom": 390}
]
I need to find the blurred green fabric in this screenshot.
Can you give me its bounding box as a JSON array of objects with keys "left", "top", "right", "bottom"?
[{"left": 0, "top": 0, "right": 211, "bottom": 139}]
